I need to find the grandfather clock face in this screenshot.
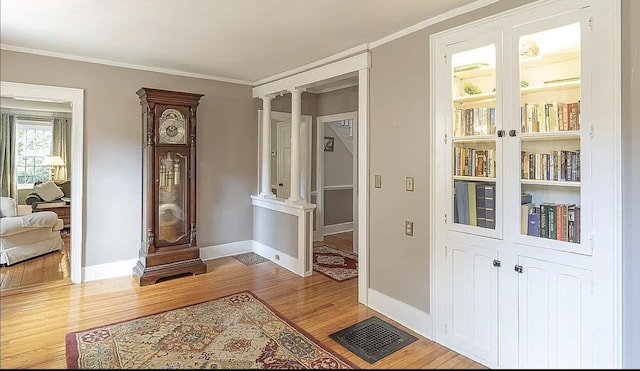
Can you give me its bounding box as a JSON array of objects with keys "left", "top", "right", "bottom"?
[{"left": 158, "top": 108, "right": 186, "bottom": 145}]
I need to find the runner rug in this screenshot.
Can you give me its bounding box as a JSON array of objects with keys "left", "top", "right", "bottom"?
[
  {"left": 66, "top": 291, "right": 354, "bottom": 369},
  {"left": 313, "top": 245, "right": 358, "bottom": 282}
]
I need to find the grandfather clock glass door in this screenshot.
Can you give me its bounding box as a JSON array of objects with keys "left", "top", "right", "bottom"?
[
  {"left": 157, "top": 148, "right": 189, "bottom": 246},
  {"left": 134, "top": 87, "right": 205, "bottom": 286}
]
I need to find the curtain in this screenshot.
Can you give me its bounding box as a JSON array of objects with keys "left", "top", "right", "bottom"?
[
  {"left": 52, "top": 116, "right": 71, "bottom": 180},
  {"left": 0, "top": 113, "right": 17, "bottom": 198}
]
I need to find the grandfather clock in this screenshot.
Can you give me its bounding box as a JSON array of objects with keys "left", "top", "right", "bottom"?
[{"left": 133, "top": 87, "right": 206, "bottom": 286}]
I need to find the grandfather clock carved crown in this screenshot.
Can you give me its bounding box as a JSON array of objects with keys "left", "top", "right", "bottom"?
[{"left": 133, "top": 87, "right": 206, "bottom": 286}]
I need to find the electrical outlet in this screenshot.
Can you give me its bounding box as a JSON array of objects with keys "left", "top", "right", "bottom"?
[
  {"left": 275, "top": 254, "right": 280, "bottom": 260},
  {"left": 405, "top": 221, "right": 414, "bottom": 236},
  {"left": 406, "top": 177, "right": 414, "bottom": 191},
  {"left": 374, "top": 175, "right": 382, "bottom": 188}
]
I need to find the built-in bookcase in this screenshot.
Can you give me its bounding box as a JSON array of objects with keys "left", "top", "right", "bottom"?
[{"left": 432, "top": 0, "right": 620, "bottom": 369}]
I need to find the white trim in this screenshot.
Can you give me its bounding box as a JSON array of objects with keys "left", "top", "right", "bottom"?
[
  {"left": 1, "top": 81, "right": 84, "bottom": 284},
  {"left": 83, "top": 258, "right": 137, "bottom": 282},
  {"left": 324, "top": 185, "right": 353, "bottom": 191},
  {"left": 251, "top": 195, "right": 315, "bottom": 213},
  {"left": 324, "top": 222, "right": 353, "bottom": 236},
  {"left": 252, "top": 240, "right": 308, "bottom": 276},
  {"left": 367, "top": 288, "right": 433, "bottom": 339},
  {"left": 253, "top": 44, "right": 369, "bottom": 87},
  {"left": 252, "top": 53, "right": 370, "bottom": 98},
  {"left": 357, "top": 68, "right": 369, "bottom": 305},
  {"left": 308, "top": 81, "right": 359, "bottom": 94},
  {"left": 199, "top": 240, "right": 253, "bottom": 261},
  {"left": 0, "top": 44, "right": 253, "bottom": 86},
  {"left": 369, "top": 0, "right": 500, "bottom": 49}
]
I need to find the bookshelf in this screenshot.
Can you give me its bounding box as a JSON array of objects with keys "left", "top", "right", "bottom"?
[{"left": 432, "top": 1, "right": 620, "bottom": 368}]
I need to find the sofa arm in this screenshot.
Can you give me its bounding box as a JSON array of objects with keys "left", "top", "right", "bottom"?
[{"left": 0, "top": 211, "right": 59, "bottom": 237}]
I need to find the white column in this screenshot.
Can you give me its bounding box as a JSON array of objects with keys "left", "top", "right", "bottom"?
[
  {"left": 260, "top": 95, "right": 274, "bottom": 197},
  {"left": 288, "top": 88, "right": 302, "bottom": 203}
]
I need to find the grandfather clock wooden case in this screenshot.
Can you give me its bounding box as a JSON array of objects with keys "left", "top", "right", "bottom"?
[{"left": 134, "top": 88, "right": 206, "bottom": 286}]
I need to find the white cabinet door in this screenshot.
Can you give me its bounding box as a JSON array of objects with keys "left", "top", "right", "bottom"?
[
  {"left": 517, "top": 256, "right": 593, "bottom": 368},
  {"left": 446, "top": 238, "right": 499, "bottom": 365}
]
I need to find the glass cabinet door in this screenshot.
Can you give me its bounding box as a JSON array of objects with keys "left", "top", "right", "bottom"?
[
  {"left": 449, "top": 42, "right": 501, "bottom": 238},
  {"left": 157, "top": 149, "right": 189, "bottom": 246},
  {"left": 515, "top": 19, "right": 589, "bottom": 254}
]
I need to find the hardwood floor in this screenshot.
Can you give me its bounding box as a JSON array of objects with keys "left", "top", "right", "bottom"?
[
  {"left": 0, "top": 231, "right": 71, "bottom": 291},
  {"left": 0, "top": 232, "right": 486, "bottom": 369}
]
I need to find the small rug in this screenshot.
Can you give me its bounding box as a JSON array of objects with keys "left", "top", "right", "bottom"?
[
  {"left": 329, "top": 316, "right": 418, "bottom": 364},
  {"left": 232, "top": 251, "right": 269, "bottom": 266},
  {"left": 66, "top": 291, "right": 355, "bottom": 369},
  {"left": 313, "top": 245, "right": 358, "bottom": 282}
]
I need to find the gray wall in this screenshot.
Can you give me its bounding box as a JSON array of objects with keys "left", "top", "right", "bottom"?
[
  {"left": 369, "top": 0, "right": 533, "bottom": 312},
  {"left": 253, "top": 206, "right": 298, "bottom": 257},
  {"left": 0, "top": 50, "right": 257, "bottom": 267},
  {"left": 621, "top": 0, "right": 639, "bottom": 367}
]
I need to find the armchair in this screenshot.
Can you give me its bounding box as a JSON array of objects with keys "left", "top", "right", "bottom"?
[{"left": 0, "top": 197, "right": 63, "bottom": 266}]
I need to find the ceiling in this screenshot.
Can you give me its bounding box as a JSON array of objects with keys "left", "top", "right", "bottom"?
[{"left": 1, "top": 0, "right": 484, "bottom": 85}]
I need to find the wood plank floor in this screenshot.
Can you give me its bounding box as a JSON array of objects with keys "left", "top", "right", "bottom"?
[
  {"left": 0, "top": 231, "right": 486, "bottom": 369},
  {"left": 0, "top": 231, "right": 71, "bottom": 291}
]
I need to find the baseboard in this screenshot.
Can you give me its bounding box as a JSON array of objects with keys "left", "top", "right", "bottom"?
[
  {"left": 83, "top": 258, "right": 138, "bottom": 282},
  {"left": 324, "top": 221, "right": 353, "bottom": 236},
  {"left": 367, "top": 288, "right": 433, "bottom": 340},
  {"left": 199, "top": 240, "right": 254, "bottom": 261},
  {"left": 253, "top": 240, "right": 305, "bottom": 276}
]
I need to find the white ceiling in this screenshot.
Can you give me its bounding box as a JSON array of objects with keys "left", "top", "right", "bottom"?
[{"left": 1, "top": 0, "right": 482, "bottom": 85}]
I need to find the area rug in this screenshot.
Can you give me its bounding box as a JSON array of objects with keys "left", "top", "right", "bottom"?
[
  {"left": 313, "top": 245, "right": 358, "bottom": 282},
  {"left": 66, "top": 291, "right": 355, "bottom": 369},
  {"left": 232, "top": 251, "right": 269, "bottom": 266}
]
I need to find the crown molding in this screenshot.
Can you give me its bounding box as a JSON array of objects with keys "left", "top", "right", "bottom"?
[
  {"left": 369, "top": 0, "right": 499, "bottom": 49},
  {"left": 0, "top": 44, "right": 254, "bottom": 86}
]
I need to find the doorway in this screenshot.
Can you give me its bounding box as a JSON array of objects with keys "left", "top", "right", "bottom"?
[
  {"left": 315, "top": 111, "right": 358, "bottom": 253},
  {"left": 0, "top": 81, "right": 84, "bottom": 286}
]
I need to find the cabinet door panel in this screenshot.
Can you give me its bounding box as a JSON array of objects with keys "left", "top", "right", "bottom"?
[
  {"left": 518, "top": 256, "right": 592, "bottom": 368},
  {"left": 447, "top": 240, "right": 498, "bottom": 365}
]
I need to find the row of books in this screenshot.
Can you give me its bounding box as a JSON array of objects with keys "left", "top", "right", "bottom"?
[
  {"left": 521, "top": 202, "right": 581, "bottom": 243},
  {"left": 520, "top": 101, "right": 580, "bottom": 133},
  {"left": 454, "top": 181, "right": 495, "bottom": 229},
  {"left": 454, "top": 148, "right": 496, "bottom": 178},
  {"left": 453, "top": 107, "right": 496, "bottom": 137},
  {"left": 521, "top": 150, "right": 580, "bottom": 182}
]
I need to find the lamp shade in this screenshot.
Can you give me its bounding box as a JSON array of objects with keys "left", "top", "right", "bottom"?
[{"left": 42, "top": 155, "right": 65, "bottom": 166}]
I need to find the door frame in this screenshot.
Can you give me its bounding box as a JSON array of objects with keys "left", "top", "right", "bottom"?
[
  {"left": 315, "top": 111, "right": 358, "bottom": 248},
  {"left": 1, "top": 81, "right": 84, "bottom": 284}
]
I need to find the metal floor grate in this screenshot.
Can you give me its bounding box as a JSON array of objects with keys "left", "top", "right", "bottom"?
[{"left": 329, "top": 316, "right": 418, "bottom": 364}]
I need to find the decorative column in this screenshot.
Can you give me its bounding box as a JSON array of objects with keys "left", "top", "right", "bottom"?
[
  {"left": 260, "top": 95, "right": 274, "bottom": 197},
  {"left": 288, "top": 88, "right": 303, "bottom": 203}
]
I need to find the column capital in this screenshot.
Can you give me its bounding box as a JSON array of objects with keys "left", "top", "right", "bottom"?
[
  {"left": 260, "top": 94, "right": 275, "bottom": 101},
  {"left": 288, "top": 87, "right": 306, "bottom": 95}
]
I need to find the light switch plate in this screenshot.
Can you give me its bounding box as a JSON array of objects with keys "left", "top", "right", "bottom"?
[
  {"left": 374, "top": 175, "right": 382, "bottom": 188},
  {"left": 406, "top": 177, "right": 414, "bottom": 191},
  {"left": 405, "top": 221, "right": 414, "bottom": 236}
]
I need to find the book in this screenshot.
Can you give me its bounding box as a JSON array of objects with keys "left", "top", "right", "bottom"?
[
  {"left": 539, "top": 203, "right": 549, "bottom": 238},
  {"left": 468, "top": 182, "right": 477, "bottom": 226},
  {"left": 528, "top": 207, "right": 540, "bottom": 237},
  {"left": 483, "top": 184, "right": 495, "bottom": 229},
  {"left": 548, "top": 203, "right": 557, "bottom": 239},
  {"left": 521, "top": 203, "right": 533, "bottom": 235},
  {"left": 568, "top": 204, "right": 576, "bottom": 242},
  {"left": 454, "top": 181, "right": 469, "bottom": 225},
  {"left": 521, "top": 192, "right": 532, "bottom": 204},
  {"left": 556, "top": 204, "right": 564, "bottom": 241},
  {"left": 476, "top": 184, "right": 486, "bottom": 228}
]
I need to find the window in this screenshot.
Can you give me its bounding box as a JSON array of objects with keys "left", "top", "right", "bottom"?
[{"left": 16, "top": 120, "right": 53, "bottom": 188}]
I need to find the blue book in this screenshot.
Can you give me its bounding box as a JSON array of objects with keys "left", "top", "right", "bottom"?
[
  {"left": 454, "top": 181, "right": 469, "bottom": 225},
  {"left": 528, "top": 207, "right": 540, "bottom": 237}
]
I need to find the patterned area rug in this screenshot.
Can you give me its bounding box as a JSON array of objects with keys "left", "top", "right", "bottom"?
[
  {"left": 66, "top": 291, "right": 354, "bottom": 369},
  {"left": 313, "top": 245, "right": 358, "bottom": 282},
  {"left": 232, "top": 251, "right": 269, "bottom": 266}
]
